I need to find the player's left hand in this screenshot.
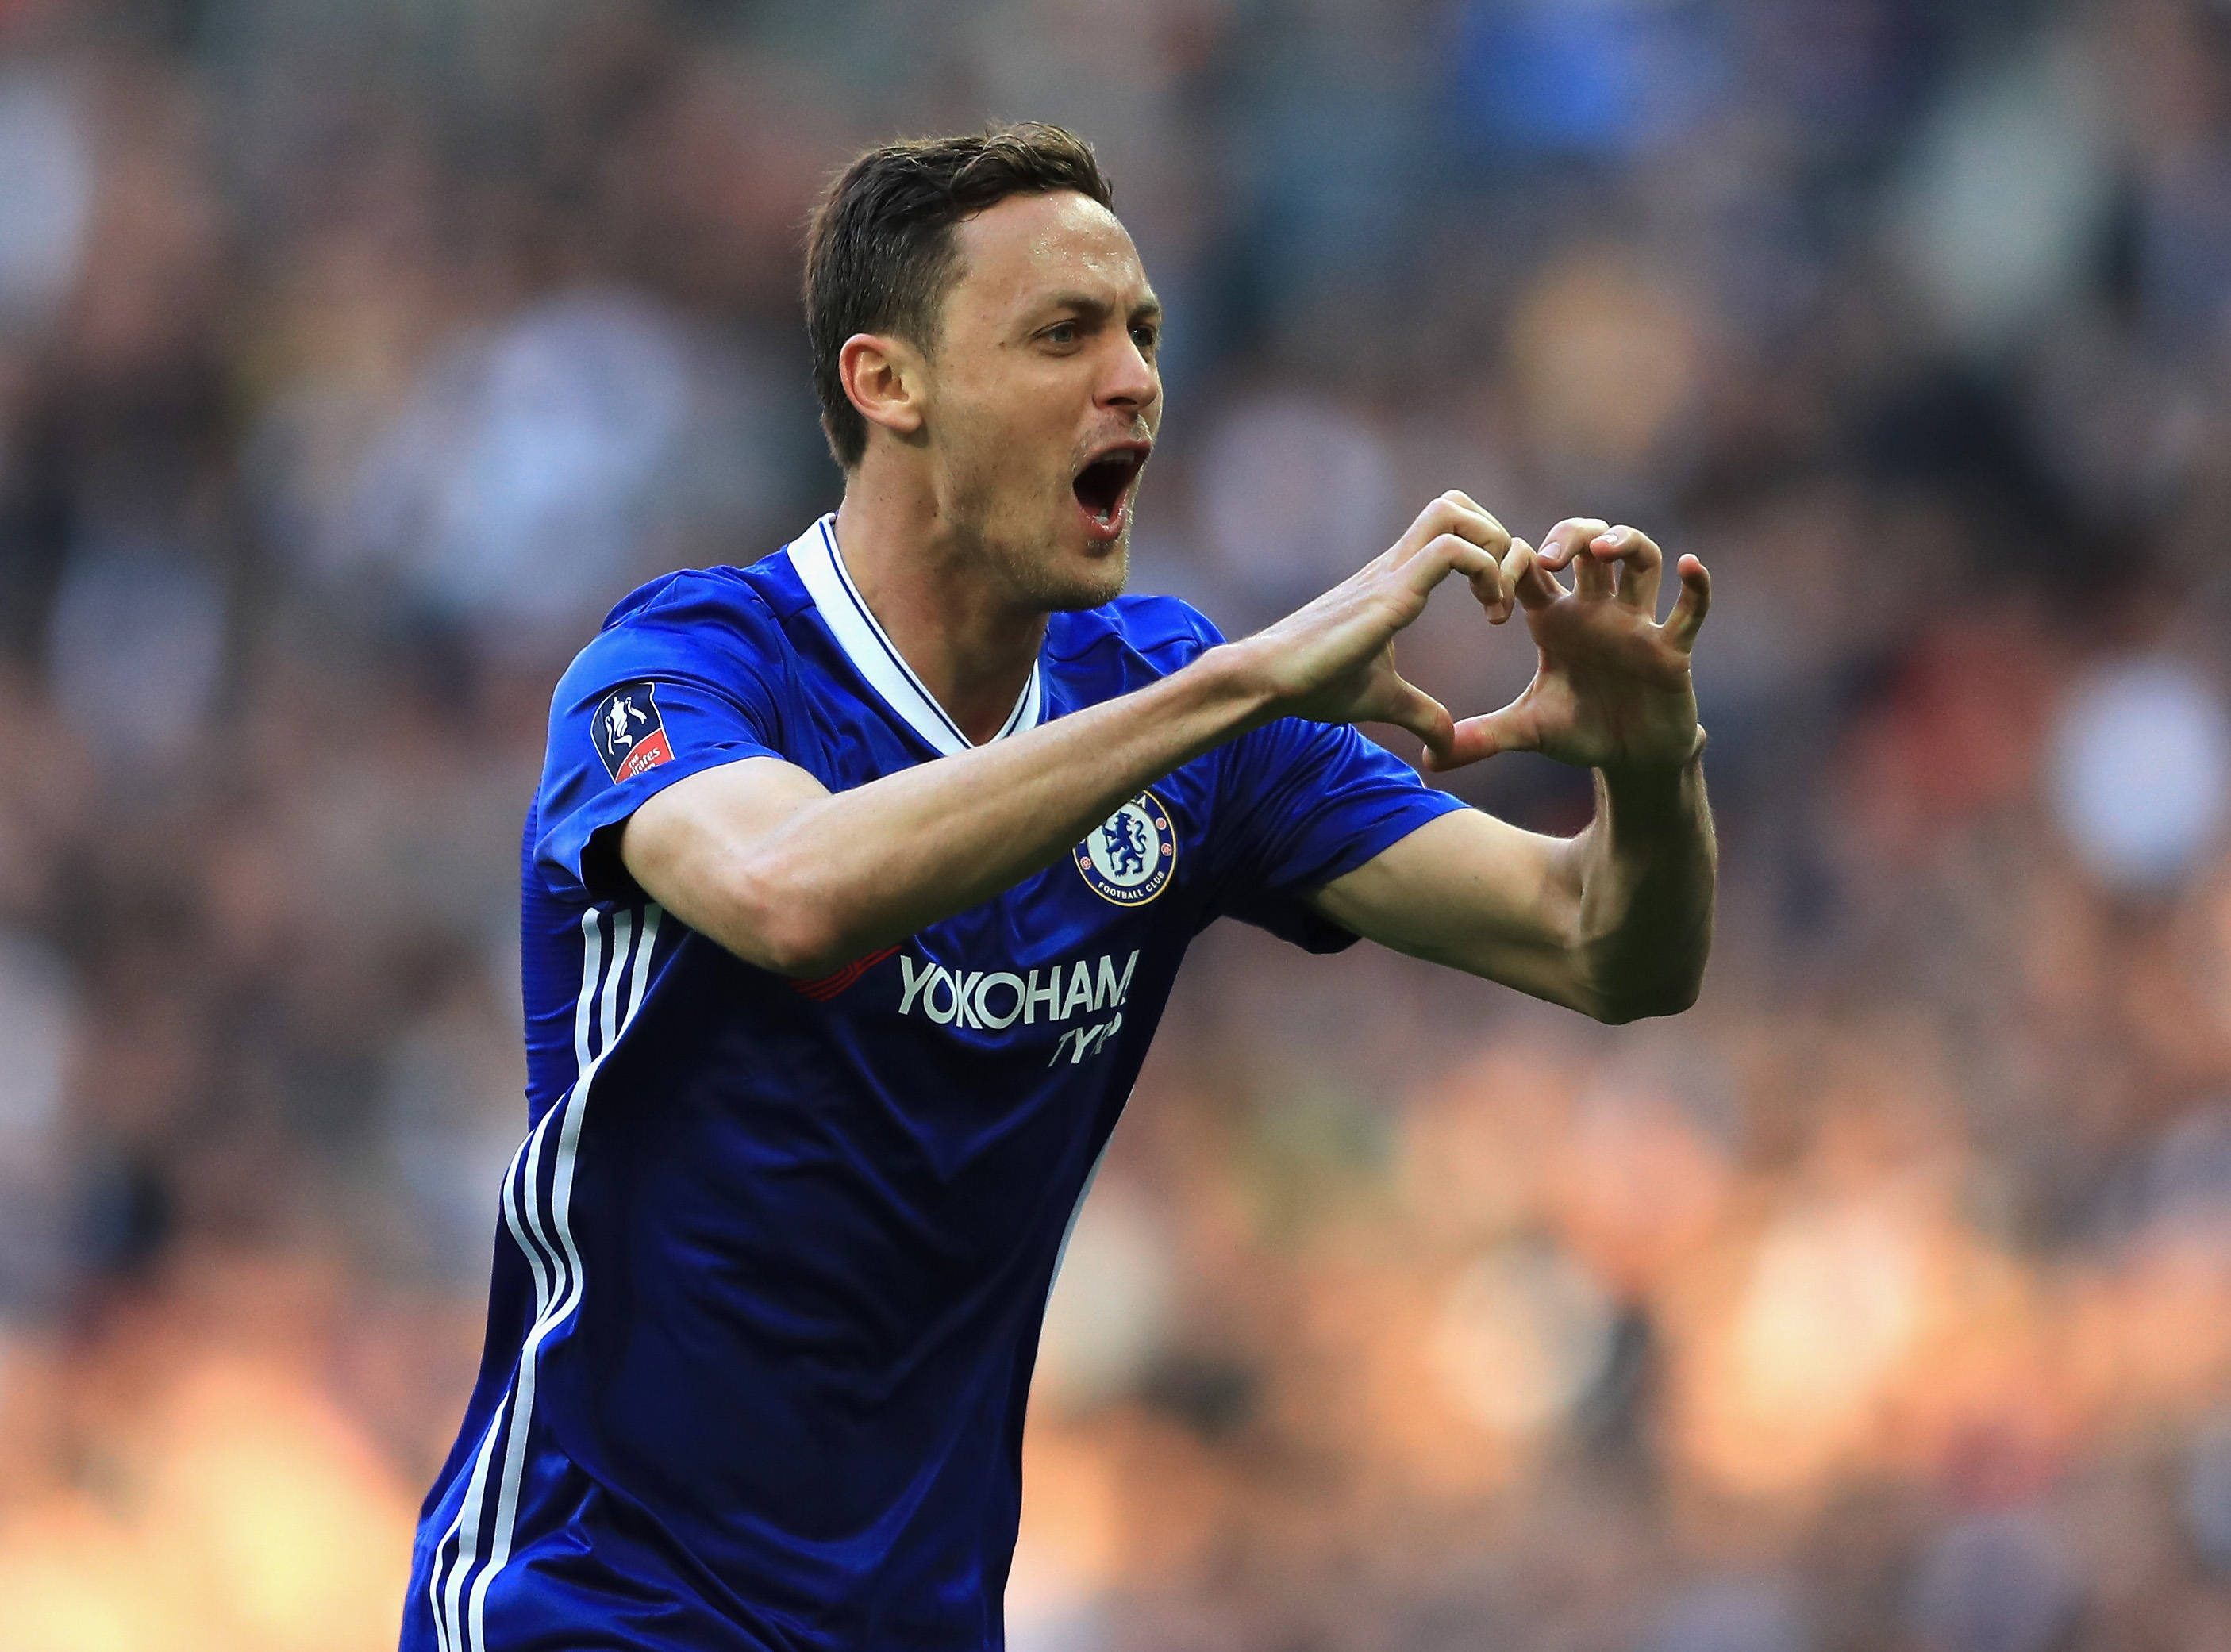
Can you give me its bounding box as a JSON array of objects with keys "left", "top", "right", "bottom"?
[{"left": 1425, "top": 518, "right": 1710, "bottom": 774}]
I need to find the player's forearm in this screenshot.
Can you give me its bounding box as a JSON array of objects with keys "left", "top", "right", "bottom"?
[
  {"left": 679, "top": 647, "right": 1277, "bottom": 975},
  {"left": 1560, "top": 757, "right": 1716, "bottom": 1022}
]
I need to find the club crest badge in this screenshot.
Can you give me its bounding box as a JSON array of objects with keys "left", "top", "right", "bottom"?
[
  {"left": 592, "top": 682, "right": 674, "bottom": 783},
  {"left": 1075, "top": 790, "right": 1177, "bottom": 908}
]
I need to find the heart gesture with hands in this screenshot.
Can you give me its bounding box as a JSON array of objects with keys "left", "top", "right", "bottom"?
[
  {"left": 1246, "top": 491, "right": 1710, "bottom": 775},
  {"left": 1432, "top": 513, "right": 1710, "bottom": 776}
]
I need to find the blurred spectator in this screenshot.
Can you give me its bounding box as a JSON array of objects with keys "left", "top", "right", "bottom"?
[
  {"left": 1446, "top": 0, "right": 1726, "bottom": 165},
  {"left": 0, "top": 66, "right": 92, "bottom": 333},
  {"left": 1195, "top": 388, "right": 1397, "bottom": 620},
  {"left": 272, "top": 287, "right": 790, "bottom": 656},
  {"left": 1037, "top": 1175, "right": 1178, "bottom": 1416},
  {"left": 1638, "top": 1576, "right": 1810, "bottom": 1652},
  {"left": 2048, "top": 656, "right": 2231, "bottom": 891},
  {"left": 46, "top": 539, "right": 225, "bottom": 774},
  {"left": 1888, "top": 32, "right": 2116, "bottom": 357},
  {"left": 0, "top": 928, "right": 75, "bottom": 1316},
  {"left": 1906, "top": 1508, "right": 2079, "bottom": 1652},
  {"left": 1432, "top": 1237, "right": 1617, "bottom": 1436}
]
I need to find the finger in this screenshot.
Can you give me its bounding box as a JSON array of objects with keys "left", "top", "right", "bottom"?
[
  {"left": 1540, "top": 517, "right": 1613, "bottom": 597},
  {"left": 1535, "top": 518, "right": 1607, "bottom": 572},
  {"left": 1379, "top": 675, "right": 1456, "bottom": 766},
  {"left": 1508, "top": 539, "right": 1564, "bottom": 609},
  {"left": 1386, "top": 498, "right": 1448, "bottom": 564},
  {"left": 1433, "top": 490, "right": 1510, "bottom": 554},
  {"left": 1508, "top": 541, "right": 1561, "bottom": 606},
  {"left": 1392, "top": 493, "right": 1510, "bottom": 567},
  {"left": 1467, "top": 551, "right": 1509, "bottom": 620},
  {"left": 1427, "top": 699, "right": 1540, "bottom": 772},
  {"left": 1663, "top": 554, "right": 1711, "bottom": 651},
  {"left": 1574, "top": 535, "right": 1615, "bottom": 599},
  {"left": 1485, "top": 540, "right": 1536, "bottom": 623},
  {"left": 1598, "top": 524, "right": 1664, "bottom": 613},
  {"left": 1399, "top": 531, "right": 1496, "bottom": 598}
]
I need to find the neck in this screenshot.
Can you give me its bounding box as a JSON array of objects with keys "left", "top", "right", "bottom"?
[{"left": 830, "top": 467, "right": 1048, "bottom": 747}]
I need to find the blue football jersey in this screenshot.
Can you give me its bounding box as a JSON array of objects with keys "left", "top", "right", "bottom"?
[{"left": 402, "top": 515, "right": 1465, "bottom": 1652}]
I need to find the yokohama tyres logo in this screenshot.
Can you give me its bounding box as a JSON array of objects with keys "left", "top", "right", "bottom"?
[{"left": 898, "top": 949, "right": 1139, "bottom": 1065}]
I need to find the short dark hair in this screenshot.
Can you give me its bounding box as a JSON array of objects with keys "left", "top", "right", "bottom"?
[{"left": 803, "top": 122, "right": 1114, "bottom": 468}]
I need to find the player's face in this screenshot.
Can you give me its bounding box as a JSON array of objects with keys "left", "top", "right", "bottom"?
[{"left": 922, "top": 190, "right": 1162, "bottom": 612}]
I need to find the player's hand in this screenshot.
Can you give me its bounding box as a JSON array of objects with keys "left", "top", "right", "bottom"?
[
  {"left": 1238, "top": 492, "right": 1527, "bottom": 768},
  {"left": 1425, "top": 518, "right": 1710, "bottom": 774}
]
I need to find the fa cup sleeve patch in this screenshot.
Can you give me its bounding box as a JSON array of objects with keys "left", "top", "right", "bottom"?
[{"left": 591, "top": 682, "right": 675, "bottom": 783}]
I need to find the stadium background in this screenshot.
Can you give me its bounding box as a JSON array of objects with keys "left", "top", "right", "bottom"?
[{"left": 1, "top": 0, "right": 2229, "bottom": 1647}]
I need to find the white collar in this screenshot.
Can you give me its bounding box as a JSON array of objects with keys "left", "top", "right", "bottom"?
[{"left": 785, "top": 513, "right": 1044, "bottom": 758}]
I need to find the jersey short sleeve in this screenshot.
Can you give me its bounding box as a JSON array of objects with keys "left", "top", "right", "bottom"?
[
  {"left": 1119, "top": 598, "right": 1468, "bottom": 955},
  {"left": 534, "top": 572, "right": 791, "bottom": 905},
  {"left": 1212, "top": 714, "right": 1468, "bottom": 951}
]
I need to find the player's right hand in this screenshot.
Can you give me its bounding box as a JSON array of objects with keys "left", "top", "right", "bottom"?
[{"left": 1233, "top": 491, "right": 1529, "bottom": 768}]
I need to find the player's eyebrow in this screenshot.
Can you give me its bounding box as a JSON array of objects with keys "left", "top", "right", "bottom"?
[{"left": 1036, "top": 291, "right": 1164, "bottom": 326}]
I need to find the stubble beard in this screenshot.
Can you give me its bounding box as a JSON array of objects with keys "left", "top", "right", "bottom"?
[
  {"left": 941, "top": 451, "right": 1133, "bottom": 615},
  {"left": 995, "top": 528, "right": 1129, "bottom": 613}
]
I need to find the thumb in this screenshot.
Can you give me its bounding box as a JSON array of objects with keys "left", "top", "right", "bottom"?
[
  {"left": 1377, "top": 677, "right": 1456, "bottom": 768},
  {"left": 1430, "top": 701, "right": 1538, "bottom": 772}
]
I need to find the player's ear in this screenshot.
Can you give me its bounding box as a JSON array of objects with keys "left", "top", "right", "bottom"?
[{"left": 839, "top": 333, "right": 928, "bottom": 444}]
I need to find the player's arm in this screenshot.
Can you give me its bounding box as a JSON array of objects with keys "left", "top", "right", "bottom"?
[
  {"left": 1308, "top": 763, "right": 1714, "bottom": 1022},
  {"left": 1306, "top": 519, "right": 1717, "bottom": 1023},
  {"left": 614, "top": 670, "right": 1258, "bottom": 977},
  {"left": 620, "top": 495, "right": 1520, "bottom": 978}
]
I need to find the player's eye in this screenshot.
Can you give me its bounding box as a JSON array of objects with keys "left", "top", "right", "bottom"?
[
  {"left": 1045, "top": 321, "right": 1079, "bottom": 346},
  {"left": 1130, "top": 325, "right": 1158, "bottom": 354}
]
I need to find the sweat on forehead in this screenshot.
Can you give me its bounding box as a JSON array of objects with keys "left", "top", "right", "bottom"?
[{"left": 946, "top": 193, "right": 1148, "bottom": 310}]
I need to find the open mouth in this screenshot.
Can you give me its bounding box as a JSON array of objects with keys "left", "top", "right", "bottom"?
[{"left": 1072, "top": 445, "right": 1147, "bottom": 530}]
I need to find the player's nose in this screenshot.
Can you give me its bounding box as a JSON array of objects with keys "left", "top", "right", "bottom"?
[{"left": 1098, "top": 335, "right": 1159, "bottom": 414}]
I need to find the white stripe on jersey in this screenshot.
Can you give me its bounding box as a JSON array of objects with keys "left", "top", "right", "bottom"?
[
  {"left": 433, "top": 911, "right": 605, "bottom": 1652},
  {"left": 788, "top": 513, "right": 1044, "bottom": 756},
  {"left": 431, "top": 903, "right": 663, "bottom": 1652},
  {"left": 429, "top": 1127, "right": 547, "bottom": 1652}
]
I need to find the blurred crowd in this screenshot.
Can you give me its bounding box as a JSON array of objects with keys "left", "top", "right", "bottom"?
[{"left": 2, "top": 0, "right": 2231, "bottom": 1647}]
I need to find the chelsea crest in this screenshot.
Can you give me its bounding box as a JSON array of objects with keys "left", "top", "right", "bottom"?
[{"left": 1075, "top": 791, "right": 1178, "bottom": 907}]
